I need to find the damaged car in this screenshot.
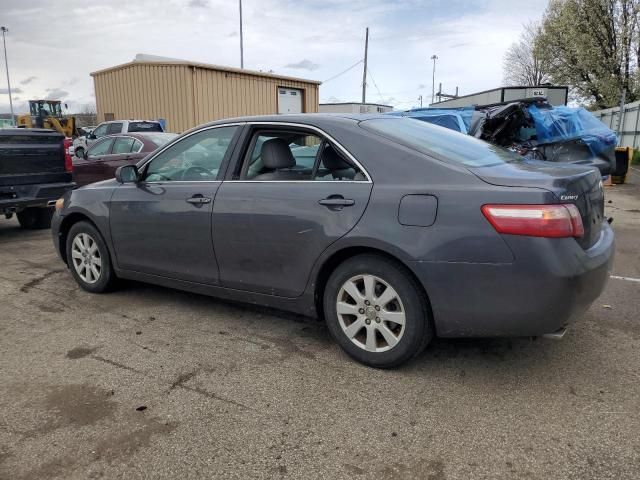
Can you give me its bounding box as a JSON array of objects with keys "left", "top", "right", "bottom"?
[{"left": 390, "top": 99, "right": 618, "bottom": 176}]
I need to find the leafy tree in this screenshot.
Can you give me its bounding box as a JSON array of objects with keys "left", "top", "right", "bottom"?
[
  {"left": 537, "top": 0, "right": 640, "bottom": 108},
  {"left": 503, "top": 22, "right": 550, "bottom": 86}
]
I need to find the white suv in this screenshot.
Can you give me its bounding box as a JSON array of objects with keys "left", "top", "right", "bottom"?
[{"left": 75, "top": 120, "right": 164, "bottom": 157}]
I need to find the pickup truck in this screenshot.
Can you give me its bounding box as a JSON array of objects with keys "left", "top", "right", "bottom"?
[{"left": 1, "top": 128, "right": 75, "bottom": 229}]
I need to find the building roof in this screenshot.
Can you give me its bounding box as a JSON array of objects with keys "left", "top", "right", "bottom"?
[
  {"left": 431, "top": 85, "right": 567, "bottom": 106},
  {"left": 320, "top": 102, "right": 393, "bottom": 108},
  {"left": 90, "top": 54, "right": 322, "bottom": 85}
]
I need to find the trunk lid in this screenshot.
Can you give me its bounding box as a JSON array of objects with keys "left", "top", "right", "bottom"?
[
  {"left": 469, "top": 159, "right": 605, "bottom": 249},
  {"left": 0, "top": 129, "right": 68, "bottom": 187}
]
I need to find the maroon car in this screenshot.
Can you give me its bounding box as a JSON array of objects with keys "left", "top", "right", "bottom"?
[{"left": 73, "top": 132, "right": 177, "bottom": 186}]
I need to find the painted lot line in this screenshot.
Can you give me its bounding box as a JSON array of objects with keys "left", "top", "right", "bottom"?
[{"left": 610, "top": 275, "right": 640, "bottom": 283}]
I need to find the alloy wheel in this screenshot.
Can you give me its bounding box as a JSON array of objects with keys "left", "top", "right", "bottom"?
[
  {"left": 336, "top": 274, "right": 406, "bottom": 353},
  {"left": 71, "top": 233, "right": 102, "bottom": 284}
]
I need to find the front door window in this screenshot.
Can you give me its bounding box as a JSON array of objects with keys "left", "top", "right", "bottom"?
[{"left": 143, "top": 126, "right": 238, "bottom": 182}]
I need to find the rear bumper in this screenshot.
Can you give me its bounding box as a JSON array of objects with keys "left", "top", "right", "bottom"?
[
  {"left": 410, "top": 223, "right": 615, "bottom": 337},
  {"left": 0, "top": 181, "right": 75, "bottom": 214}
]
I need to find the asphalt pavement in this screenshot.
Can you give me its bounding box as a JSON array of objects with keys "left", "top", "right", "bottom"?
[{"left": 0, "top": 176, "right": 639, "bottom": 480}]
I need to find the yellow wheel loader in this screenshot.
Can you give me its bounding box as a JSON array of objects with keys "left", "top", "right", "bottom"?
[{"left": 17, "top": 100, "right": 77, "bottom": 137}]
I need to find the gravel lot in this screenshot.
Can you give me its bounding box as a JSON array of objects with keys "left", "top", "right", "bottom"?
[{"left": 1, "top": 176, "right": 639, "bottom": 480}]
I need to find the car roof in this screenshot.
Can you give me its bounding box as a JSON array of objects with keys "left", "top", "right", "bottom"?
[
  {"left": 100, "top": 132, "right": 158, "bottom": 141},
  {"left": 199, "top": 113, "right": 389, "bottom": 128},
  {"left": 100, "top": 119, "right": 161, "bottom": 124}
]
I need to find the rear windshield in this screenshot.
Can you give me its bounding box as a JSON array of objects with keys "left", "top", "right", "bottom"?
[
  {"left": 361, "top": 117, "right": 522, "bottom": 167},
  {"left": 145, "top": 133, "right": 178, "bottom": 147},
  {"left": 127, "top": 122, "right": 163, "bottom": 133}
]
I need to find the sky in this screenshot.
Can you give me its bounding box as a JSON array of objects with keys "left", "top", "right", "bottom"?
[{"left": 0, "top": 0, "right": 548, "bottom": 113}]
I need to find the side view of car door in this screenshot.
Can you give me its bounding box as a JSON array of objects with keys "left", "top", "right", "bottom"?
[
  {"left": 212, "top": 124, "right": 374, "bottom": 298},
  {"left": 101, "top": 137, "right": 147, "bottom": 180},
  {"left": 109, "top": 125, "right": 241, "bottom": 285},
  {"left": 86, "top": 123, "right": 109, "bottom": 148},
  {"left": 72, "top": 137, "right": 114, "bottom": 187}
]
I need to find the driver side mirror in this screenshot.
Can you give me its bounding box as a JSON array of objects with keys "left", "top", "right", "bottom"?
[
  {"left": 115, "top": 165, "right": 139, "bottom": 183},
  {"left": 88, "top": 133, "right": 96, "bottom": 140}
]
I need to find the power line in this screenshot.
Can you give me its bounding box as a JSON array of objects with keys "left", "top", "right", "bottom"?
[
  {"left": 322, "top": 59, "right": 363, "bottom": 84},
  {"left": 366, "top": 67, "right": 386, "bottom": 103}
]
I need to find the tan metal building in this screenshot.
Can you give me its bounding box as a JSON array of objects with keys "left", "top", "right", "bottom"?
[{"left": 91, "top": 59, "right": 321, "bottom": 133}]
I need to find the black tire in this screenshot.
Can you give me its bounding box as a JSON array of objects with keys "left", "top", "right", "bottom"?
[
  {"left": 17, "top": 207, "right": 54, "bottom": 230},
  {"left": 75, "top": 147, "right": 84, "bottom": 158},
  {"left": 323, "top": 254, "right": 433, "bottom": 368},
  {"left": 65, "top": 221, "right": 116, "bottom": 293}
]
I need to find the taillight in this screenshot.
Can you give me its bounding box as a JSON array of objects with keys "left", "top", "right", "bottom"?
[
  {"left": 481, "top": 204, "right": 584, "bottom": 238},
  {"left": 63, "top": 137, "right": 73, "bottom": 172}
]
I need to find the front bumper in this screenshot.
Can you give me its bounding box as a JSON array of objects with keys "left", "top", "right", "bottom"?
[{"left": 410, "top": 223, "right": 615, "bottom": 337}]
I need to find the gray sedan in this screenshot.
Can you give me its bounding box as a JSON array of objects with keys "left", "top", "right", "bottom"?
[{"left": 51, "top": 114, "right": 614, "bottom": 368}]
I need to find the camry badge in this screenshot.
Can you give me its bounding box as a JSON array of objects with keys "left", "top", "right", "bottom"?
[{"left": 560, "top": 194, "right": 579, "bottom": 201}]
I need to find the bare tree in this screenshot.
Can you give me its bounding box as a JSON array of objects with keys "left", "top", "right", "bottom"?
[
  {"left": 503, "top": 22, "right": 549, "bottom": 86},
  {"left": 80, "top": 103, "right": 97, "bottom": 115}
]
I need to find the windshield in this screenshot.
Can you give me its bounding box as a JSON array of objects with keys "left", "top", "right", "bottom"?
[{"left": 361, "top": 117, "right": 522, "bottom": 167}]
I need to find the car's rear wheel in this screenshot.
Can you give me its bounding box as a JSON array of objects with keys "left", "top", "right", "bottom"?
[
  {"left": 17, "top": 207, "right": 54, "bottom": 230},
  {"left": 323, "top": 254, "right": 432, "bottom": 368},
  {"left": 66, "top": 221, "right": 115, "bottom": 293}
]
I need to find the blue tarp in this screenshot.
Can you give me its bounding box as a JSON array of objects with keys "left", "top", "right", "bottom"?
[
  {"left": 526, "top": 105, "right": 617, "bottom": 157},
  {"left": 387, "top": 108, "right": 474, "bottom": 134}
]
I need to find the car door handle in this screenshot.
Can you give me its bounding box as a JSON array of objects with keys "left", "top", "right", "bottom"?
[
  {"left": 318, "top": 196, "right": 355, "bottom": 209},
  {"left": 186, "top": 195, "right": 212, "bottom": 205}
]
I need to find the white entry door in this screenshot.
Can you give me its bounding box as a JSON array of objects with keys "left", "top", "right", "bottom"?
[{"left": 278, "top": 88, "right": 303, "bottom": 114}]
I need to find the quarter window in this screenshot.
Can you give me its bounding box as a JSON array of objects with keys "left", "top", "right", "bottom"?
[
  {"left": 143, "top": 126, "right": 238, "bottom": 182},
  {"left": 131, "top": 139, "right": 144, "bottom": 153}
]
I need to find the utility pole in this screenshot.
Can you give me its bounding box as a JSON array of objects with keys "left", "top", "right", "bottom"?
[
  {"left": 239, "top": 0, "right": 244, "bottom": 68},
  {"left": 617, "top": 86, "right": 626, "bottom": 146},
  {"left": 1, "top": 27, "right": 14, "bottom": 125},
  {"left": 430, "top": 54, "right": 438, "bottom": 105},
  {"left": 361, "top": 27, "right": 369, "bottom": 104},
  {"left": 418, "top": 95, "right": 423, "bottom": 108}
]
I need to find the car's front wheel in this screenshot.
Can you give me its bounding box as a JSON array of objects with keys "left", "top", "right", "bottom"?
[
  {"left": 323, "top": 254, "right": 432, "bottom": 368},
  {"left": 65, "top": 221, "right": 115, "bottom": 293}
]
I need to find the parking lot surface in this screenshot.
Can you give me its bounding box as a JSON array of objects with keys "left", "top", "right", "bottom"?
[{"left": 1, "top": 179, "right": 639, "bottom": 480}]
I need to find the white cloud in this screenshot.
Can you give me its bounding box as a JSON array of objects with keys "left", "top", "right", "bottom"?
[
  {"left": 284, "top": 59, "right": 320, "bottom": 71},
  {"left": 45, "top": 88, "right": 70, "bottom": 100},
  {"left": 20, "top": 76, "right": 37, "bottom": 85},
  {"left": 0, "top": 0, "right": 548, "bottom": 113}
]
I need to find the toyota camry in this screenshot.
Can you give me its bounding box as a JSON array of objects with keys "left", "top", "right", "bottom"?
[{"left": 51, "top": 114, "right": 614, "bottom": 368}]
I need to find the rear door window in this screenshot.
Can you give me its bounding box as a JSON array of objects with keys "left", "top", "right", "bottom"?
[
  {"left": 107, "top": 122, "right": 123, "bottom": 134},
  {"left": 241, "top": 131, "right": 321, "bottom": 180},
  {"left": 128, "top": 122, "right": 163, "bottom": 133},
  {"left": 112, "top": 137, "right": 136, "bottom": 154}
]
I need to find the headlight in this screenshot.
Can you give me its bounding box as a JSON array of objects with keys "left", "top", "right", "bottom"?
[{"left": 55, "top": 198, "right": 65, "bottom": 211}]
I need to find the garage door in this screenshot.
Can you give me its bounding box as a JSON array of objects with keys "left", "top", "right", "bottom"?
[{"left": 278, "top": 88, "right": 303, "bottom": 114}]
